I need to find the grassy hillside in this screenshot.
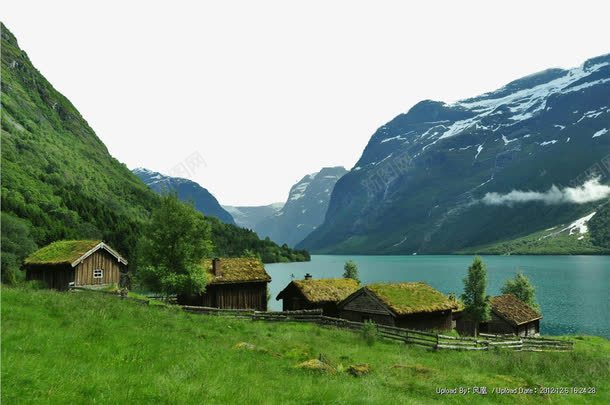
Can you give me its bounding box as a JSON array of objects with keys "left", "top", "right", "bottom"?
[
  {"left": 461, "top": 209, "right": 610, "bottom": 255},
  {"left": 2, "top": 287, "right": 609, "bottom": 404},
  {"left": 1, "top": 22, "right": 156, "bottom": 262},
  {"left": 0, "top": 23, "right": 308, "bottom": 275}
]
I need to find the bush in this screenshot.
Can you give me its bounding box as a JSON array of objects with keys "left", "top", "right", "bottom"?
[{"left": 361, "top": 320, "right": 377, "bottom": 346}]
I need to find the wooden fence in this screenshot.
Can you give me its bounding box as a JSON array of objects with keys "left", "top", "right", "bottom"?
[
  {"left": 182, "top": 306, "right": 573, "bottom": 352},
  {"left": 69, "top": 290, "right": 574, "bottom": 352}
]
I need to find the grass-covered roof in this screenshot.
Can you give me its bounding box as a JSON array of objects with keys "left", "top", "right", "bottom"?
[
  {"left": 491, "top": 294, "right": 542, "bottom": 326},
  {"left": 365, "top": 282, "right": 458, "bottom": 315},
  {"left": 24, "top": 240, "right": 102, "bottom": 266},
  {"left": 203, "top": 258, "right": 271, "bottom": 284},
  {"left": 278, "top": 278, "right": 360, "bottom": 303}
]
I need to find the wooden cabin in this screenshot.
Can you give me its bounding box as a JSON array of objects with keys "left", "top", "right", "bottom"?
[
  {"left": 178, "top": 257, "right": 271, "bottom": 311},
  {"left": 338, "top": 282, "right": 458, "bottom": 331},
  {"left": 23, "top": 240, "right": 127, "bottom": 290},
  {"left": 480, "top": 294, "right": 542, "bottom": 336},
  {"left": 275, "top": 275, "right": 359, "bottom": 317}
]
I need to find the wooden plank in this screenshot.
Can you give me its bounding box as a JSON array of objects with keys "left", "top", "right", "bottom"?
[{"left": 437, "top": 345, "right": 488, "bottom": 350}]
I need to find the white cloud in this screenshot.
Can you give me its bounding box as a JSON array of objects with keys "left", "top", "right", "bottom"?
[{"left": 481, "top": 178, "right": 610, "bottom": 206}]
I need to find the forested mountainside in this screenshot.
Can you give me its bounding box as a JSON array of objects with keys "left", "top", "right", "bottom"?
[
  {"left": 299, "top": 54, "right": 610, "bottom": 254},
  {"left": 254, "top": 167, "right": 347, "bottom": 247},
  {"left": 0, "top": 23, "right": 308, "bottom": 280},
  {"left": 1, "top": 23, "right": 156, "bottom": 271},
  {"left": 133, "top": 168, "right": 235, "bottom": 225}
]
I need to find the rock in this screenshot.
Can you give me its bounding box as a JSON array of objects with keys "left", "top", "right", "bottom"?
[
  {"left": 296, "top": 359, "right": 336, "bottom": 373},
  {"left": 234, "top": 342, "right": 258, "bottom": 351},
  {"left": 347, "top": 363, "right": 371, "bottom": 377}
]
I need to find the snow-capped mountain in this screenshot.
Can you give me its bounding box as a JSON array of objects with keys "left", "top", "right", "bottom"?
[
  {"left": 222, "top": 203, "right": 284, "bottom": 230},
  {"left": 133, "top": 168, "right": 235, "bottom": 225},
  {"left": 298, "top": 54, "right": 610, "bottom": 254},
  {"left": 254, "top": 167, "right": 348, "bottom": 247}
]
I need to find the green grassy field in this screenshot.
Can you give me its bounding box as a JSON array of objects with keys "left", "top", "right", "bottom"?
[{"left": 2, "top": 287, "right": 609, "bottom": 404}]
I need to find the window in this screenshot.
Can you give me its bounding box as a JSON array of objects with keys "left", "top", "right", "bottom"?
[{"left": 93, "top": 269, "right": 104, "bottom": 279}]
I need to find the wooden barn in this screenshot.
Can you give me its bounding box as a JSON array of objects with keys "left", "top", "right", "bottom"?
[
  {"left": 178, "top": 257, "right": 271, "bottom": 311},
  {"left": 337, "top": 282, "right": 458, "bottom": 331},
  {"left": 275, "top": 275, "right": 359, "bottom": 316},
  {"left": 479, "top": 294, "right": 542, "bottom": 336},
  {"left": 23, "top": 240, "right": 127, "bottom": 290}
]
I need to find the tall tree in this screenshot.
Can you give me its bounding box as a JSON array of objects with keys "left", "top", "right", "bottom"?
[
  {"left": 461, "top": 256, "right": 491, "bottom": 334},
  {"left": 136, "top": 193, "right": 213, "bottom": 296},
  {"left": 501, "top": 271, "right": 540, "bottom": 312},
  {"left": 343, "top": 260, "right": 360, "bottom": 283},
  {"left": 1, "top": 213, "right": 37, "bottom": 285}
]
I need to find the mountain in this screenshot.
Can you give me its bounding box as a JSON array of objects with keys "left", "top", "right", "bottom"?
[
  {"left": 133, "top": 167, "right": 310, "bottom": 262},
  {"left": 299, "top": 54, "right": 610, "bottom": 254},
  {"left": 0, "top": 23, "right": 308, "bottom": 281},
  {"left": 1, "top": 22, "right": 157, "bottom": 270},
  {"left": 255, "top": 167, "right": 348, "bottom": 247},
  {"left": 133, "top": 168, "right": 235, "bottom": 225},
  {"left": 222, "top": 203, "right": 284, "bottom": 230}
]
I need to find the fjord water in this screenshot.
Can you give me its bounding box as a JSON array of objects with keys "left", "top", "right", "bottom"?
[{"left": 266, "top": 255, "right": 610, "bottom": 338}]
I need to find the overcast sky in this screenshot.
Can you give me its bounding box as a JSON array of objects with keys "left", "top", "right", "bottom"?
[{"left": 3, "top": 1, "right": 609, "bottom": 205}]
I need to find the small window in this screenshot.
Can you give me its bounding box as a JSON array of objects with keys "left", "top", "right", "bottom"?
[{"left": 93, "top": 269, "right": 104, "bottom": 279}]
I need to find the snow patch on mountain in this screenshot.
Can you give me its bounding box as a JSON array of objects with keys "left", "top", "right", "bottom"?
[
  {"left": 475, "top": 144, "right": 484, "bottom": 159},
  {"left": 425, "top": 60, "right": 610, "bottom": 143}
]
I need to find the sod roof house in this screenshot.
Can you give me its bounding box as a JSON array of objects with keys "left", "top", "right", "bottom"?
[
  {"left": 23, "top": 240, "right": 127, "bottom": 290},
  {"left": 178, "top": 257, "right": 271, "bottom": 311},
  {"left": 480, "top": 294, "right": 542, "bottom": 337},
  {"left": 276, "top": 275, "right": 360, "bottom": 316},
  {"left": 338, "top": 282, "right": 458, "bottom": 330}
]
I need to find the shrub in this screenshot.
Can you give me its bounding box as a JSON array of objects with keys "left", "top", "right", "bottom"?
[{"left": 361, "top": 320, "right": 377, "bottom": 346}]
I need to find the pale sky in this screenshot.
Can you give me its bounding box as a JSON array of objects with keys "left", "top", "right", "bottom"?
[{"left": 3, "top": 1, "right": 609, "bottom": 205}]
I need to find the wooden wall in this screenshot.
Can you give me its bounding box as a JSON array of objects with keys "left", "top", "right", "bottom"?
[
  {"left": 339, "top": 289, "right": 395, "bottom": 325},
  {"left": 480, "top": 313, "right": 517, "bottom": 335},
  {"left": 339, "top": 290, "right": 453, "bottom": 331},
  {"left": 340, "top": 309, "right": 395, "bottom": 326},
  {"left": 278, "top": 287, "right": 340, "bottom": 316},
  {"left": 74, "top": 250, "right": 122, "bottom": 286},
  {"left": 180, "top": 282, "right": 268, "bottom": 311},
  {"left": 26, "top": 267, "right": 73, "bottom": 291},
  {"left": 394, "top": 310, "right": 453, "bottom": 331}
]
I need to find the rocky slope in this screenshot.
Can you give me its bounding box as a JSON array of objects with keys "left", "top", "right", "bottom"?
[
  {"left": 299, "top": 54, "right": 610, "bottom": 253},
  {"left": 222, "top": 203, "right": 283, "bottom": 230},
  {"left": 254, "top": 167, "right": 348, "bottom": 247}
]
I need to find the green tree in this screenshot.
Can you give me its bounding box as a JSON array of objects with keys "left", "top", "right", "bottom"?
[
  {"left": 343, "top": 260, "right": 360, "bottom": 283},
  {"left": 461, "top": 256, "right": 491, "bottom": 334},
  {"left": 501, "top": 271, "right": 540, "bottom": 312},
  {"left": 136, "top": 193, "right": 213, "bottom": 296},
  {"left": 1, "top": 212, "right": 37, "bottom": 285}
]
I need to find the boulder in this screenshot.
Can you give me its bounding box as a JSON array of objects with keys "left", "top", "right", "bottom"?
[
  {"left": 296, "top": 359, "right": 336, "bottom": 373},
  {"left": 347, "top": 363, "right": 371, "bottom": 377}
]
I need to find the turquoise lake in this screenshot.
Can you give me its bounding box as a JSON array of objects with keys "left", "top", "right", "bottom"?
[{"left": 266, "top": 255, "right": 610, "bottom": 338}]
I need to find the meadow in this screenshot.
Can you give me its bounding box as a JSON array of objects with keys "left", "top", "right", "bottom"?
[{"left": 2, "top": 287, "right": 609, "bottom": 404}]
